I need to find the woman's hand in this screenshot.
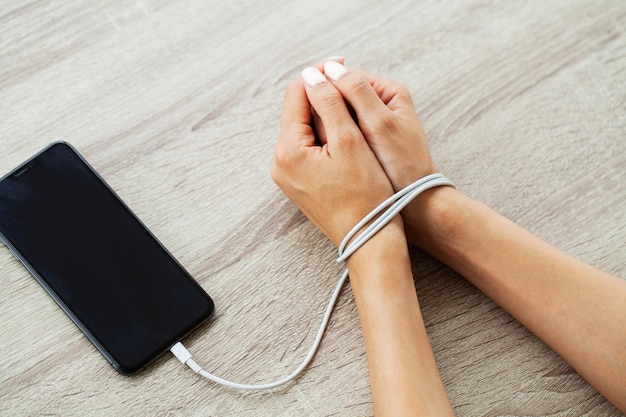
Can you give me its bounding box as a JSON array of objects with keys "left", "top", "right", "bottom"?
[
  {"left": 272, "top": 66, "right": 455, "bottom": 416},
  {"left": 315, "top": 61, "right": 457, "bottom": 249},
  {"left": 321, "top": 61, "right": 437, "bottom": 192},
  {"left": 271, "top": 69, "right": 395, "bottom": 247}
]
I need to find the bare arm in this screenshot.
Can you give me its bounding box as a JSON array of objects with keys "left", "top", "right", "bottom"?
[
  {"left": 347, "top": 218, "right": 454, "bottom": 417},
  {"left": 405, "top": 186, "right": 626, "bottom": 411},
  {"left": 321, "top": 60, "right": 626, "bottom": 412}
]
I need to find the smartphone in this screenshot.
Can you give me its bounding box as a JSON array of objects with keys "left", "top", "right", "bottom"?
[{"left": 0, "top": 142, "right": 214, "bottom": 375}]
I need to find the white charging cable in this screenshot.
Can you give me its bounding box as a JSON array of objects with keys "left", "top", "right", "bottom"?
[{"left": 171, "top": 173, "right": 455, "bottom": 390}]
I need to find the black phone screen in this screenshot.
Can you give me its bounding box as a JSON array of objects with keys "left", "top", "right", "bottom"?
[{"left": 0, "top": 142, "right": 214, "bottom": 375}]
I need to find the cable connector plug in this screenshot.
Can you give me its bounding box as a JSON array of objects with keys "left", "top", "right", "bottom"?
[
  {"left": 171, "top": 342, "right": 192, "bottom": 364},
  {"left": 171, "top": 342, "right": 202, "bottom": 373}
]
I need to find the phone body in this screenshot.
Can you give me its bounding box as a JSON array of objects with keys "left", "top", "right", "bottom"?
[{"left": 0, "top": 142, "right": 214, "bottom": 375}]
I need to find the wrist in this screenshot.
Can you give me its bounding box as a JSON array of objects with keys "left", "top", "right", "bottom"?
[
  {"left": 402, "top": 185, "right": 469, "bottom": 252},
  {"left": 345, "top": 217, "right": 411, "bottom": 288}
]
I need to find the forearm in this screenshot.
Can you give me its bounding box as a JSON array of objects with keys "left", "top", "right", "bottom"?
[
  {"left": 346, "top": 218, "right": 454, "bottom": 417},
  {"left": 404, "top": 187, "right": 626, "bottom": 411}
]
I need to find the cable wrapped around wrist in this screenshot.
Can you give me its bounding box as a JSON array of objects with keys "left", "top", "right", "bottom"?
[
  {"left": 337, "top": 173, "right": 455, "bottom": 262},
  {"left": 171, "top": 173, "right": 454, "bottom": 390}
]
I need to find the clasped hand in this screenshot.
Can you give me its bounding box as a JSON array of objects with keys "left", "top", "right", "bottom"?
[{"left": 271, "top": 59, "right": 437, "bottom": 247}]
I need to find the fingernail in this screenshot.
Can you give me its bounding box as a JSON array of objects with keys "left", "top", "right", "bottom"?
[
  {"left": 326, "top": 55, "right": 345, "bottom": 62},
  {"left": 324, "top": 61, "right": 348, "bottom": 81},
  {"left": 301, "top": 67, "right": 327, "bottom": 86}
]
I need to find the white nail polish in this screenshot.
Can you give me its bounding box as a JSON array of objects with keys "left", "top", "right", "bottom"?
[
  {"left": 301, "top": 67, "right": 327, "bottom": 86},
  {"left": 324, "top": 61, "right": 348, "bottom": 81}
]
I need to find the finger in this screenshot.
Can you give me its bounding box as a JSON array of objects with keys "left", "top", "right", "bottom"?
[
  {"left": 273, "top": 79, "right": 318, "bottom": 186},
  {"left": 312, "top": 57, "right": 344, "bottom": 145},
  {"left": 278, "top": 78, "right": 315, "bottom": 148},
  {"left": 301, "top": 67, "right": 359, "bottom": 149},
  {"left": 349, "top": 67, "right": 415, "bottom": 111},
  {"left": 325, "top": 62, "right": 413, "bottom": 117},
  {"left": 323, "top": 61, "right": 392, "bottom": 122},
  {"left": 323, "top": 62, "right": 397, "bottom": 142}
]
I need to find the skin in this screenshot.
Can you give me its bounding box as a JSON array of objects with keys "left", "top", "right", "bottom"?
[
  {"left": 271, "top": 61, "right": 626, "bottom": 415},
  {"left": 271, "top": 74, "right": 454, "bottom": 415}
]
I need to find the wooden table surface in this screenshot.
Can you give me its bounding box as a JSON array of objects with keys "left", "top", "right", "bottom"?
[{"left": 1, "top": 1, "right": 624, "bottom": 416}]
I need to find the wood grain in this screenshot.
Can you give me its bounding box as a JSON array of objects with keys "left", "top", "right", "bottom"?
[{"left": 1, "top": 0, "right": 624, "bottom": 415}]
